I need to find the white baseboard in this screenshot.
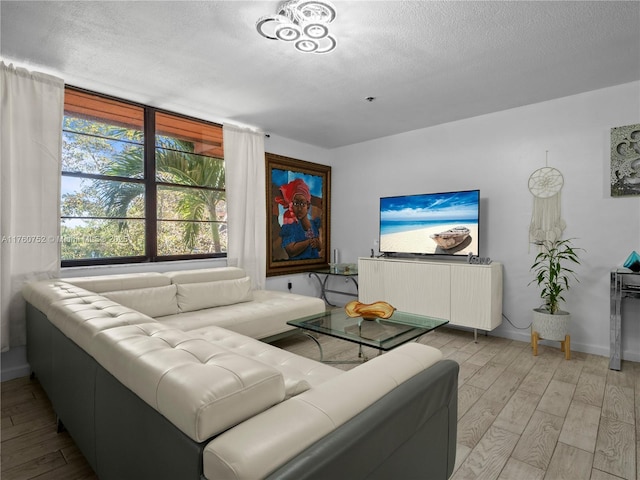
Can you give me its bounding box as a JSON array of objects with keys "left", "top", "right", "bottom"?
[
  {"left": 1, "top": 345, "right": 31, "bottom": 382},
  {"left": 1, "top": 363, "right": 31, "bottom": 382},
  {"left": 488, "top": 328, "right": 640, "bottom": 364},
  {"left": 449, "top": 324, "right": 640, "bottom": 364}
]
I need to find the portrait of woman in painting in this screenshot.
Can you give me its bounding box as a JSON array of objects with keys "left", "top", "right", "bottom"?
[{"left": 273, "top": 177, "right": 323, "bottom": 260}]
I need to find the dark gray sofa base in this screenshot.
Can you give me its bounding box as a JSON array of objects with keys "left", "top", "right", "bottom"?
[
  {"left": 95, "top": 366, "right": 206, "bottom": 480},
  {"left": 27, "top": 303, "right": 98, "bottom": 470},
  {"left": 267, "top": 359, "right": 458, "bottom": 480},
  {"left": 26, "top": 302, "right": 458, "bottom": 479}
]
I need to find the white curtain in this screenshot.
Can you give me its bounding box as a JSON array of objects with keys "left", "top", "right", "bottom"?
[
  {"left": 0, "top": 62, "right": 64, "bottom": 352},
  {"left": 223, "top": 124, "right": 266, "bottom": 290}
]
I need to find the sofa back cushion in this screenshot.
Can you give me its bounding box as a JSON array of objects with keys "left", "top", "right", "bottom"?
[
  {"left": 102, "top": 284, "right": 179, "bottom": 318},
  {"left": 65, "top": 272, "right": 170, "bottom": 293},
  {"left": 165, "top": 267, "right": 247, "bottom": 285},
  {"left": 176, "top": 277, "right": 253, "bottom": 313}
]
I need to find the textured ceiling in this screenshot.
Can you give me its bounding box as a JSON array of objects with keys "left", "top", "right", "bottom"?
[{"left": 1, "top": 1, "right": 639, "bottom": 149}]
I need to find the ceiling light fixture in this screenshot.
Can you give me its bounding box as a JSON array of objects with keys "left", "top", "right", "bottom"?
[{"left": 256, "top": 0, "right": 337, "bottom": 54}]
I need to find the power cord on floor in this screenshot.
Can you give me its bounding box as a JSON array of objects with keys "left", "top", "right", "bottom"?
[{"left": 502, "top": 312, "right": 531, "bottom": 330}]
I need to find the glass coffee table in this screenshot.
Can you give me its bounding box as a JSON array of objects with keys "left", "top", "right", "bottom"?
[{"left": 287, "top": 308, "right": 448, "bottom": 362}]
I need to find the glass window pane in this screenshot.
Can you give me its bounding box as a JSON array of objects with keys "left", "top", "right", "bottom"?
[
  {"left": 60, "top": 219, "right": 145, "bottom": 260},
  {"left": 155, "top": 148, "right": 225, "bottom": 188},
  {"left": 61, "top": 87, "right": 227, "bottom": 265},
  {"left": 157, "top": 221, "right": 227, "bottom": 256},
  {"left": 61, "top": 176, "right": 145, "bottom": 219},
  {"left": 63, "top": 116, "right": 143, "bottom": 144},
  {"left": 155, "top": 112, "right": 223, "bottom": 158},
  {"left": 62, "top": 130, "right": 144, "bottom": 177},
  {"left": 157, "top": 185, "right": 226, "bottom": 221}
]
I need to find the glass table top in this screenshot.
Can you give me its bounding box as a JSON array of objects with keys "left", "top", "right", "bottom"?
[
  {"left": 287, "top": 308, "right": 448, "bottom": 351},
  {"left": 613, "top": 267, "right": 640, "bottom": 275},
  {"left": 310, "top": 265, "right": 358, "bottom": 276}
]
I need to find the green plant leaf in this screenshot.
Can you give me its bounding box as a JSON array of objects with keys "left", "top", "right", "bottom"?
[{"left": 529, "top": 238, "right": 584, "bottom": 315}]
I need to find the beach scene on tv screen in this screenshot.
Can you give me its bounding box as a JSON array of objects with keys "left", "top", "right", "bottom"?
[{"left": 380, "top": 190, "right": 479, "bottom": 256}]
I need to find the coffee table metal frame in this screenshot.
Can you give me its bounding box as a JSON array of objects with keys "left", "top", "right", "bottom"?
[{"left": 308, "top": 268, "right": 358, "bottom": 306}]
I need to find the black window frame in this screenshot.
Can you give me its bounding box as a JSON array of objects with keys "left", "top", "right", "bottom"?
[{"left": 61, "top": 86, "right": 226, "bottom": 267}]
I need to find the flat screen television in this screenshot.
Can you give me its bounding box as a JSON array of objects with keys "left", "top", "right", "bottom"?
[{"left": 379, "top": 189, "right": 480, "bottom": 257}]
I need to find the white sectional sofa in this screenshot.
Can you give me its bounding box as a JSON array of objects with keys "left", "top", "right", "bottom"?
[
  {"left": 23, "top": 267, "right": 458, "bottom": 480},
  {"left": 50, "top": 267, "right": 325, "bottom": 340}
]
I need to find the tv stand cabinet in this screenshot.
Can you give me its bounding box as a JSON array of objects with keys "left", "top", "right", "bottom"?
[{"left": 358, "top": 257, "right": 503, "bottom": 339}]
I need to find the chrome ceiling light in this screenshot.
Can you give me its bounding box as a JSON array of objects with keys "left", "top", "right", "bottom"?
[{"left": 256, "top": 0, "right": 337, "bottom": 54}]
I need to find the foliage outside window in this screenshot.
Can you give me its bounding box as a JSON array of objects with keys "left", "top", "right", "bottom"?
[{"left": 61, "top": 88, "right": 226, "bottom": 266}]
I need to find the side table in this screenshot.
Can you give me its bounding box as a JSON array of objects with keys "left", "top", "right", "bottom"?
[
  {"left": 309, "top": 268, "right": 358, "bottom": 306},
  {"left": 610, "top": 268, "right": 640, "bottom": 370}
]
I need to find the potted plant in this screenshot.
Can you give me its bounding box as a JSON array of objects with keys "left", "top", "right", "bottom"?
[{"left": 529, "top": 238, "right": 582, "bottom": 357}]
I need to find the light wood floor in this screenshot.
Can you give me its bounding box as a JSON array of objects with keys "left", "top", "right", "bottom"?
[
  {"left": 1, "top": 376, "right": 97, "bottom": 480},
  {"left": 2, "top": 327, "right": 638, "bottom": 480}
]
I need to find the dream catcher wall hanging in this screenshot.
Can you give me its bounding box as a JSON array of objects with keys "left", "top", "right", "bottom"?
[{"left": 528, "top": 152, "right": 566, "bottom": 246}]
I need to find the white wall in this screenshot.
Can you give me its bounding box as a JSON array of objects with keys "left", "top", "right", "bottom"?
[{"left": 328, "top": 82, "right": 640, "bottom": 361}]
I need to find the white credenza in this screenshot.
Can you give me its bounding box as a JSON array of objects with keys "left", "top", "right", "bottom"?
[{"left": 358, "top": 257, "right": 503, "bottom": 335}]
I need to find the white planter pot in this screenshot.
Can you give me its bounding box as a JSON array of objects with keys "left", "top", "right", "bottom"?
[{"left": 532, "top": 308, "right": 570, "bottom": 342}]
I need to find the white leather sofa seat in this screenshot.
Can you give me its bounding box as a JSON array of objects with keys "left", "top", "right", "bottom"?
[
  {"left": 203, "top": 343, "right": 444, "bottom": 480},
  {"left": 157, "top": 289, "right": 325, "bottom": 339},
  {"left": 91, "top": 323, "right": 287, "bottom": 442},
  {"left": 186, "top": 325, "right": 342, "bottom": 397}
]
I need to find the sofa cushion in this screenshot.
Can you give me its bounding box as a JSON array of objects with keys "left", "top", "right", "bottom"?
[
  {"left": 91, "top": 324, "right": 286, "bottom": 442},
  {"left": 102, "top": 284, "right": 179, "bottom": 318},
  {"left": 46, "top": 295, "right": 158, "bottom": 355},
  {"left": 185, "top": 325, "right": 341, "bottom": 399},
  {"left": 64, "top": 272, "right": 170, "bottom": 293},
  {"left": 158, "top": 290, "right": 326, "bottom": 340},
  {"left": 176, "top": 276, "right": 253, "bottom": 313},
  {"left": 22, "top": 280, "right": 100, "bottom": 317},
  {"left": 165, "top": 266, "right": 247, "bottom": 285}
]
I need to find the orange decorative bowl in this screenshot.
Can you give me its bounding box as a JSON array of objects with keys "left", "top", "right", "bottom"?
[{"left": 344, "top": 301, "right": 396, "bottom": 320}]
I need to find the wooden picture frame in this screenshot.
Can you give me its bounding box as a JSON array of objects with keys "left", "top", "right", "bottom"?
[{"left": 266, "top": 153, "right": 331, "bottom": 276}]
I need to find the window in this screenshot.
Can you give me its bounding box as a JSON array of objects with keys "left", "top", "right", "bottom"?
[{"left": 61, "top": 87, "right": 226, "bottom": 266}]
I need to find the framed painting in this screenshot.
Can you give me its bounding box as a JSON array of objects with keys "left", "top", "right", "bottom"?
[
  {"left": 611, "top": 123, "right": 640, "bottom": 197},
  {"left": 266, "top": 153, "right": 331, "bottom": 276}
]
